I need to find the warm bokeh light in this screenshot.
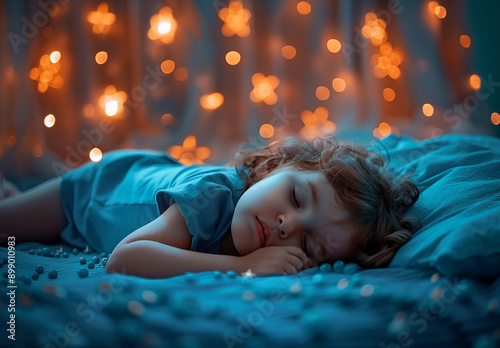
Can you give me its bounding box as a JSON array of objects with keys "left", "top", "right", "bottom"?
[
  {"left": 161, "top": 113, "right": 175, "bottom": 126},
  {"left": 250, "top": 73, "right": 280, "bottom": 105},
  {"left": 89, "top": 148, "right": 103, "bottom": 162},
  {"left": 225, "top": 51, "right": 241, "bottom": 65},
  {"left": 383, "top": 88, "right": 395, "bottom": 102},
  {"left": 200, "top": 93, "right": 224, "bottom": 110},
  {"left": 332, "top": 78, "right": 346, "bottom": 92},
  {"left": 29, "top": 53, "right": 63, "bottom": 93},
  {"left": 44, "top": 114, "right": 56, "bottom": 128},
  {"left": 173, "top": 67, "right": 189, "bottom": 81},
  {"left": 297, "top": 1, "right": 311, "bottom": 15},
  {"left": 428, "top": 1, "right": 439, "bottom": 14},
  {"left": 169, "top": 135, "right": 211, "bottom": 165},
  {"left": 218, "top": 0, "right": 251, "bottom": 37},
  {"left": 387, "top": 65, "right": 401, "bottom": 79},
  {"left": 148, "top": 6, "right": 177, "bottom": 44},
  {"left": 423, "top": 103, "right": 434, "bottom": 117},
  {"left": 95, "top": 51, "right": 108, "bottom": 64},
  {"left": 491, "top": 112, "right": 500, "bottom": 126},
  {"left": 460, "top": 35, "right": 471, "bottom": 48},
  {"left": 327, "top": 39, "right": 341, "bottom": 53},
  {"left": 315, "top": 86, "right": 330, "bottom": 101},
  {"left": 160, "top": 60, "right": 175, "bottom": 74},
  {"left": 33, "top": 144, "right": 43, "bottom": 158},
  {"left": 372, "top": 42, "right": 404, "bottom": 80},
  {"left": 362, "top": 12, "right": 387, "bottom": 46},
  {"left": 87, "top": 3, "right": 116, "bottom": 34},
  {"left": 434, "top": 5, "right": 447, "bottom": 19},
  {"left": 259, "top": 124, "right": 275, "bottom": 138},
  {"left": 469, "top": 74, "right": 481, "bottom": 90},
  {"left": 98, "top": 85, "right": 127, "bottom": 117},
  {"left": 300, "top": 106, "right": 336, "bottom": 139},
  {"left": 49, "top": 51, "right": 61, "bottom": 63},
  {"left": 281, "top": 45, "right": 296, "bottom": 59},
  {"left": 378, "top": 122, "right": 392, "bottom": 136}
]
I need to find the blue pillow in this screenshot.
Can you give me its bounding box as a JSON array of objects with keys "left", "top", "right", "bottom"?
[{"left": 375, "top": 133, "right": 500, "bottom": 281}]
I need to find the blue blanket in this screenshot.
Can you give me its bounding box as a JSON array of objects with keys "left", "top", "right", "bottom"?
[{"left": 0, "top": 241, "right": 499, "bottom": 348}]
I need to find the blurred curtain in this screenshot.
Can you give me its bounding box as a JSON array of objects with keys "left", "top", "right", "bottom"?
[{"left": 1, "top": 0, "right": 499, "bottom": 182}]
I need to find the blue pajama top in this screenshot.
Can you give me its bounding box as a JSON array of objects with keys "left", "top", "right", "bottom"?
[{"left": 59, "top": 150, "right": 246, "bottom": 254}]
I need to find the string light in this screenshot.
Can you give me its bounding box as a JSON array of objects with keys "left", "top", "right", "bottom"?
[
  {"left": 332, "top": 78, "right": 346, "bottom": 92},
  {"left": 250, "top": 73, "right": 280, "bottom": 105},
  {"left": 89, "top": 148, "right": 103, "bottom": 162},
  {"left": 422, "top": 103, "right": 434, "bottom": 117},
  {"left": 95, "top": 51, "right": 108, "bottom": 64},
  {"left": 259, "top": 124, "right": 274, "bottom": 138},
  {"left": 98, "top": 85, "right": 127, "bottom": 117},
  {"left": 29, "top": 53, "right": 63, "bottom": 93},
  {"left": 225, "top": 51, "right": 241, "bottom": 65},
  {"left": 44, "top": 114, "right": 56, "bottom": 128},
  {"left": 469, "top": 74, "right": 481, "bottom": 90},
  {"left": 434, "top": 5, "right": 447, "bottom": 19},
  {"left": 49, "top": 51, "right": 61, "bottom": 63},
  {"left": 160, "top": 60, "right": 175, "bottom": 74},
  {"left": 281, "top": 45, "right": 296, "bottom": 60},
  {"left": 218, "top": 1, "right": 251, "bottom": 37},
  {"left": 316, "top": 86, "right": 330, "bottom": 101},
  {"left": 383, "top": 88, "right": 396, "bottom": 102},
  {"left": 87, "top": 3, "right": 116, "bottom": 34},
  {"left": 491, "top": 112, "right": 500, "bottom": 126},
  {"left": 200, "top": 93, "right": 224, "bottom": 110},
  {"left": 299, "top": 106, "right": 336, "bottom": 139},
  {"left": 297, "top": 1, "right": 311, "bottom": 15},
  {"left": 168, "top": 135, "right": 211, "bottom": 165},
  {"left": 327, "top": 39, "right": 341, "bottom": 53},
  {"left": 378, "top": 122, "right": 392, "bottom": 136},
  {"left": 460, "top": 35, "right": 471, "bottom": 48},
  {"left": 148, "top": 6, "right": 177, "bottom": 44},
  {"left": 362, "top": 12, "right": 387, "bottom": 46}
]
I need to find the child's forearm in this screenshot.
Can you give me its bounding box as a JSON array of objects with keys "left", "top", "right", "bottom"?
[{"left": 106, "top": 240, "right": 245, "bottom": 278}]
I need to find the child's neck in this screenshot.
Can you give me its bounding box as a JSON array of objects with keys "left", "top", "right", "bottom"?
[{"left": 219, "top": 230, "right": 240, "bottom": 256}]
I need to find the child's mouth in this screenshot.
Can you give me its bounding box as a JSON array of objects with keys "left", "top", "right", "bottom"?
[{"left": 254, "top": 216, "right": 266, "bottom": 248}]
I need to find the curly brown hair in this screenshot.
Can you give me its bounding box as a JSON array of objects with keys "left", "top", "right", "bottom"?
[{"left": 230, "top": 135, "right": 422, "bottom": 268}]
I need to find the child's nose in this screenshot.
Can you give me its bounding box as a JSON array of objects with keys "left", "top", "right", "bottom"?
[{"left": 277, "top": 213, "right": 303, "bottom": 239}]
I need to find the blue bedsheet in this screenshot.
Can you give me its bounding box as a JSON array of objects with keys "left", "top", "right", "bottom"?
[
  {"left": 0, "top": 241, "right": 499, "bottom": 348},
  {"left": 2, "top": 133, "right": 500, "bottom": 347}
]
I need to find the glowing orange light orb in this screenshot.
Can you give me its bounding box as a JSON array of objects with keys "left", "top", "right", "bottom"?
[
  {"left": 259, "top": 124, "right": 275, "bottom": 138},
  {"left": 297, "top": 1, "right": 311, "bottom": 15},
  {"left": 44, "top": 114, "right": 56, "bottom": 128},
  {"left": 225, "top": 51, "right": 241, "bottom": 65},
  {"left": 327, "top": 39, "right": 341, "bottom": 53},
  {"left": 422, "top": 103, "right": 434, "bottom": 117},
  {"left": 95, "top": 51, "right": 108, "bottom": 64},
  {"left": 491, "top": 112, "right": 500, "bottom": 126},
  {"left": 90, "top": 148, "right": 103, "bottom": 162},
  {"left": 200, "top": 93, "right": 224, "bottom": 110},
  {"left": 332, "top": 78, "right": 346, "bottom": 92}
]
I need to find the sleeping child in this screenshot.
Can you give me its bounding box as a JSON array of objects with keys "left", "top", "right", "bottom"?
[{"left": 0, "top": 135, "right": 421, "bottom": 278}]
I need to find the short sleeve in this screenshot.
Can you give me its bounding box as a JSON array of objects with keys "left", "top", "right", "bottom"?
[{"left": 155, "top": 174, "right": 240, "bottom": 254}]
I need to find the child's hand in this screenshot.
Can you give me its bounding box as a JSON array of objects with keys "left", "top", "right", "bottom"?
[{"left": 238, "top": 246, "right": 314, "bottom": 276}]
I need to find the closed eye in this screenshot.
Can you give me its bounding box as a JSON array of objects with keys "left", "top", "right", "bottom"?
[{"left": 289, "top": 187, "right": 299, "bottom": 208}]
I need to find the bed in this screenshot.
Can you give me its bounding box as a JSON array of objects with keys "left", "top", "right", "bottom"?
[{"left": 1, "top": 133, "right": 500, "bottom": 348}]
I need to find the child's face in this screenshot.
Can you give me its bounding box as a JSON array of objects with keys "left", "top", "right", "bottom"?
[{"left": 231, "top": 166, "right": 357, "bottom": 263}]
